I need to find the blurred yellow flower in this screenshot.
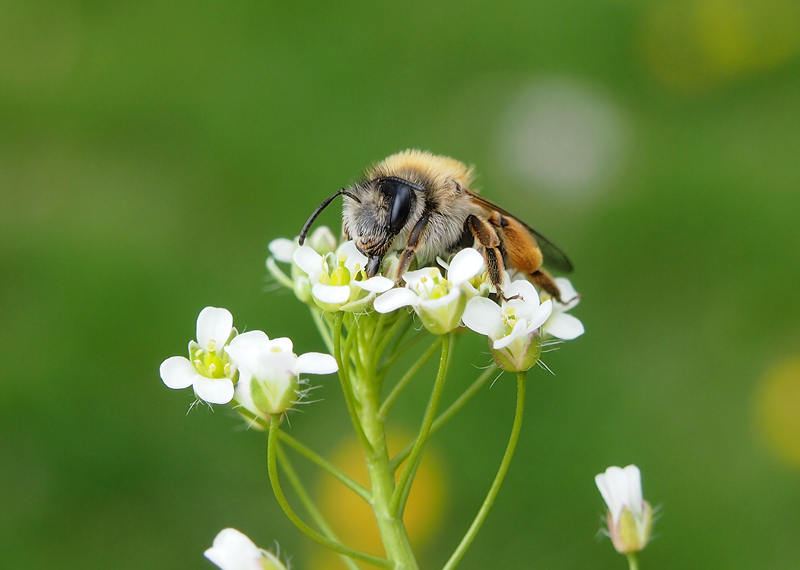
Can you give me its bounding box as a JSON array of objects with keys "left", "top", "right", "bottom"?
[
  {"left": 640, "top": 0, "right": 800, "bottom": 92},
  {"left": 754, "top": 356, "right": 800, "bottom": 468},
  {"left": 309, "top": 432, "right": 446, "bottom": 568}
]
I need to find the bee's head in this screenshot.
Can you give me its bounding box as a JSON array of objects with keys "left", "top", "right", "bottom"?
[{"left": 343, "top": 177, "right": 420, "bottom": 276}]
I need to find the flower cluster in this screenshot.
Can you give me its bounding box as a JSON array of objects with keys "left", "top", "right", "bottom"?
[
  {"left": 266, "top": 226, "right": 584, "bottom": 372},
  {"left": 160, "top": 307, "right": 337, "bottom": 418}
]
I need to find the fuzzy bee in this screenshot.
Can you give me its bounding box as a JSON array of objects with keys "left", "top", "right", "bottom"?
[{"left": 298, "top": 149, "right": 573, "bottom": 302}]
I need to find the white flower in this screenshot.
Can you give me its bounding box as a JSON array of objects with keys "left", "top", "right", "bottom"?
[
  {"left": 204, "top": 528, "right": 287, "bottom": 570},
  {"left": 595, "top": 464, "right": 653, "bottom": 554},
  {"left": 293, "top": 240, "right": 393, "bottom": 312},
  {"left": 226, "top": 330, "right": 337, "bottom": 418},
  {"left": 374, "top": 248, "right": 485, "bottom": 334},
  {"left": 159, "top": 307, "right": 238, "bottom": 404},
  {"left": 462, "top": 280, "right": 552, "bottom": 371},
  {"left": 266, "top": 227, "right": 338, "bottom": 300},
  {"left": 542, "top": 277, "right": 584, "bottom": 340}
]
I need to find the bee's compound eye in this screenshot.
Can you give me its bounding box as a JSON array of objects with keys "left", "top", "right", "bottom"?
[{"left": 379, "top": 178, "right": 415, "bottom": 234}]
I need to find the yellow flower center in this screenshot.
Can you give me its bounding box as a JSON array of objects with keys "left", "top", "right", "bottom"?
[{"left": 191, "top": 346, "right": 230, "bottom": 379}]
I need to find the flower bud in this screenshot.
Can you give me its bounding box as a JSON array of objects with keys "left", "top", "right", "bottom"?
[
  {"left": 595, "top": 464, "right": 653, "bottom": 554},
  {"left": 306, "top": 226, "right": 337, "bottom": 254},
  {"left": 204, "top": 528, "right": 288, "bottom": 570},
  {"left": 607, "top": 501, "right": 653, "bottom": 554}
]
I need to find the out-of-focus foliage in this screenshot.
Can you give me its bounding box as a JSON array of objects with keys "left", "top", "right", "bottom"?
[{"left": 1, "top": 1, "right": 799, "bottom": 568}]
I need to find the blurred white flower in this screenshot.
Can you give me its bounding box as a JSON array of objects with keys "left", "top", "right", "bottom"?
[
  {"left": 293, "top": 240, "right": 393, "bottom": 311},
  {"left": 226, "top": 330, "right": 337, "bottom": 419},
  {"left": 374, "top": 248, "right": 485, "bottom": 334},
  {"left": 204, "top": 528, "right": 287, "bottom": 570},
  {"left": 542, "top": 277, "right": 584, "bottom": 340},
  {"left": 497, "top": 77, "right": 628, "bottom": 196},
  {"left": 159, "top": 307, "right": 237, "bottom": 404},
  {"left": 462, "top": 280, "right": 552, "bottom": 372},
  {"left": 595, "top": 464, "right": 653, "bottom": 554}
]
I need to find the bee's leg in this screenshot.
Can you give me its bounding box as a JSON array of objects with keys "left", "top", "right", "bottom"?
[
  {"left": 529, "top": 268, "right": 564, "bottom": 304},
  {"left": 466, "top": 215, "right": 507, "bottom": 296},
  {"left": 394, "top": 213, "right": 430, "bottom": 284}
]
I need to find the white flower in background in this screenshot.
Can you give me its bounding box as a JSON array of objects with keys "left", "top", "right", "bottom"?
[
  {"left": 226, "top": 330, "right": 337, "bottom": 419},
  {"left": 204, "top": 528, "right": 287, "bottom": 570},
  {"left": 268, "top": 226, "right": 337, "bottom": 263},
  {"left": 462, "top": 280, "right": 552, "bottom": 372},
  {"left": 496, "top": 77, "right": 627, "bottom": 197},
  {"left": 159, "top": 307, "right": 238, "bottom": 404},
  {"left": 293, "top": 240, "right": 393, "bottom": 312},
  {"left": 542, "top": 277, "right": 584, "bottom": 340},
  {"left": 595, "top": 464, "right": 653, "bottom": 554},
  {"left": 266, "top": 227, "right": 338, "bottom": 300},
  {"left": 374, "top": 248, "right": 485, "bottom": 334}
]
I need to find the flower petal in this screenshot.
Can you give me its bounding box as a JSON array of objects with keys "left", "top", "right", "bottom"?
[
  {"left": 462, "top": 296, "right": 503, "bottom": 336},
  {"left": 226, "top": 330, "right": 270, "bottom": 372},
  {"left": 196, "top": 307, "right": 234, "bottom": 351},
  {"left": 354, "top": 275, "right": 394, "bottom": 293},
  {"left": 194, "top": 377, "right": 235, "bottom": 404},
  {"left": 545, "top": 312, "right": 584, "bottom": 340},
  {"left": 527, "top": 299, "right": 553, "bottom": 330},
  {"left": 554, "top": 277, "right": 580, "bottom": 308},
  {"left": 268, "top": 337, "right": 293, "bottom": 353},
  {"left": 337, "top": 240, "right": 369, "bottom": 273},
  {"left": 493, "top": 319, "right": 529, "bottom": 349},
  {"left": 294, "top": 352, "right": 338, "bottom": 375},
  {"left": 447, "top": 248, "right": 484, "bottom": 284},
  {"left": 312, "top": 283, "right": 351, "bottom": 304},
  {"left": 293, "top": 245, "right": 323, "bottom": 279},
  {"left": 234, "top": 374, "right": 259, "bottom": 417},
  {"left": 204, "top": 527, "right": 263, "bottom": 570},
  {"left": 160, "top": 356, "right": 198, "bottom": 389},
  {"left": 403, "top": 267, "right": 443, "bottom": 286},
  {"left": 505, "top": 279, "right": 539, "bottom": 303},
  {"left": 596, "top": 465, "right": 630, "bottom": 524},
  {"left": 623, "top": 464, "right": 644, "bottom": 518},
  {"left": 268, "top": 238, "right": 297, "bottom": 263},
  {"left": 374, "top": 288, "right": 418, "bottom": 313}
]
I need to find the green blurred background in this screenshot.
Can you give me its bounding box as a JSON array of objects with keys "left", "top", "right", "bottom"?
[{"left": 3, "top": 1, "right": 800, "bottom": 568}]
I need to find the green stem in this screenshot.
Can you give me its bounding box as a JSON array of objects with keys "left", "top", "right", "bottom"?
[
  {"left": 378, "top": 338, "right": 442, "bottom": 420},
  {"left": 390, "top": 334, "right": 451, "bottom": 516},
  {"left": 627, "top": 552, "right": 640, "bottom": 570},
  {"left": 390, "top": 366, "right": 497, "bottom": 471},
  {"left": 278, "top": 430, "right": 371, "bottom": 503},
  {"left": 334, "top": 312, "right": 370, "bottom": 449},
  {"left": 373, "top": 314, "right": 409, "bottom": 368},
  {"left": 266, "top": 257, "right": 294, "bottom": 289},
  {"left": 442, "top": 372, "right": 527, "bottom": 570},
  {"left": 266, "top": 417, "right": 390, "bottom": 568},
  {"left": 310, "top": 308, "right": 334, "bottom": 354},
  {"left": 349, "top": 329, "right": 419, "bottom": 569},
  {"left": 379, "top": 328, "right": 425, "bottom": 375},
  {"left": 276, "top": 443, "right": 362, "bottom": 570}
]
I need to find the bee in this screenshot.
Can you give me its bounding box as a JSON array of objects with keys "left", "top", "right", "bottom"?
[{"left": 298, "top": 149, "right": 573, "bottom": 302}]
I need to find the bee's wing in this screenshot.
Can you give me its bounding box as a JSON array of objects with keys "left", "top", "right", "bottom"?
[{"left": 467, "top": 190, "right": 574, "bottom": 273}]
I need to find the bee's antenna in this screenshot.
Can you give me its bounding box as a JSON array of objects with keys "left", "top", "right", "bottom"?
[{"left": 298, "top": 189, "right": 360, "bottom": 245}]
